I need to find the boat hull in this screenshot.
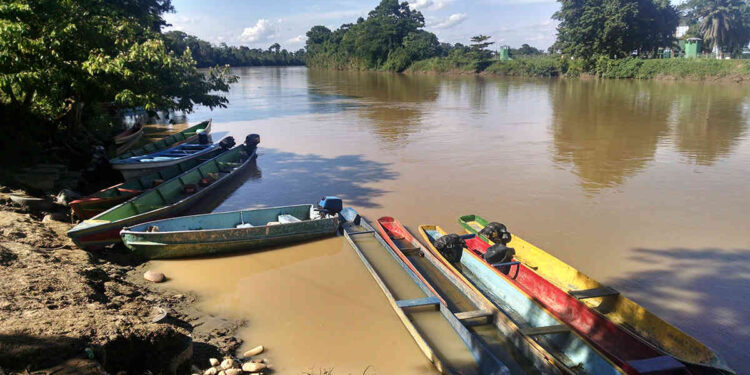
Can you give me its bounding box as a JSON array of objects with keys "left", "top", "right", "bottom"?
[
  {"left": 463, "top": 233, "right": 686, "bottom": 374},
  {"left": 70, "top": 194, "right": 135, "bottom": 220},
  {"left": 68, "top": 143, "right": 257, "bottom": 250},
  {"left": 112, "top": 119, "right": 212, "bottom": 160},
  {"left": 340, "top": 209, "right": 509, "bottom": 375},
  {"left": 458, "top": 215, "right": 734, "bottom": 375},
  {"left": 420, "top": 226, "right": 625, "bottom": 375},
  {"left": 121, "top": 205, "right": 340, "bottom": 259},
  {"left": 112, "top": 143, "right": 220, "bottom": 180}
]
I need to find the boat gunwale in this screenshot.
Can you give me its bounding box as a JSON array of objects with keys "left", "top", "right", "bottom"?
[
  {"left": 111, "top": 119, "right": 212, "bottom": 161},
  {"left": 68, "top": 144, "right": 256, "bottom": 237},
  {"left": 378, "top": 217, "right": 565, "bottom": 375},
  {"left": 420, "top": 224, "right": 627, "bottom": 375},
  {"left": 120, "top": 204, "right": 329, "bottom": 235},
  {"left": 341, "top": 209, "right": 510, "bottom": 375},
  {"left": 111, "top": 142, "right": 220, "bottom": 168},
  {"left": 457, "top": 214, "right": 735, "bottom": 375}
]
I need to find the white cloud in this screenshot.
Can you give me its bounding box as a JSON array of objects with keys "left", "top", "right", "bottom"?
[
  {"left": 163, "top": 14, "right": 203, "bottom": 31},
  {"left": 429, "top": 13, "right": 467, "bottom": 29},
  {"left": 240, "top": 19, "right": 279, "bottom": 42},
  {"left": 409, "top": 0, "right": 450, "bottom": 11},
  {"left": 286, "top": 35, "right": 305, "bottom": 45}
]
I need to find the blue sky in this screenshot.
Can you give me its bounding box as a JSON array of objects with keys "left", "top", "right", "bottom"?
[{"left": 164, "top": 0, "right": 561, "bottom": 51}]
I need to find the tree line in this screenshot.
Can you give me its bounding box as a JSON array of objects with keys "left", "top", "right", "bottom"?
[
  {"left": 305, "top": 0, "right": 750, "bottom": 73},
  {"left": 163, "top": 31, "right": 305, "bottom": 67}
]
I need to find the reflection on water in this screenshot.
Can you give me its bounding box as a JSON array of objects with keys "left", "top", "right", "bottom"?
[
  {"left": 169, "top": 67, "right": 750, "bottom": 371},
  {"left": 550, "top": 80, "right": 672, "bottom": 191}
]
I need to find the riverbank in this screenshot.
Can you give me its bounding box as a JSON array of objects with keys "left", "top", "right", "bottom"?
[
  {"left": 0, "top": 192, "right": 244, "bottom": 374},
  {"left": 399, "top": 56, "right": 750, "bottom": 82}
]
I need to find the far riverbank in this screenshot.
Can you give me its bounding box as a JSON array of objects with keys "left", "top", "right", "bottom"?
[{"left": 311, "top": 56, "right": 750, "bottom": 83}]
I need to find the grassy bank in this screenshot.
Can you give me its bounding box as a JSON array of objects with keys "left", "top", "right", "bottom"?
[{"left": 404, "top": 55, "right": 750, "bottom": 80}]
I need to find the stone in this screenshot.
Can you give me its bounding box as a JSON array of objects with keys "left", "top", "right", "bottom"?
[
  {"left": 209, "top": 358, "right": 220, "bottom": 367},
  {"left": 203, "top": 367, "right": 217, "bottom": 375},
  {"left": 225, "top": 369, "right": 242, "bottom": 375},
  {"left": 143, "top": 270, "right": 165, "bottom": 283},
  {"left": 56, "top": 189, "right": 81, "bottom": 206},
  {"left": 220, "top": 358, "right": 234, "bottom": 370},
  {"left": 42, "top": 212, "right": 67, "bottom": 223},
  {"left": 241, "top": 362, "right": 266, "bottom": 372},
  {"left": 242, "top": 345, "right": 263, "bottom": 358}
]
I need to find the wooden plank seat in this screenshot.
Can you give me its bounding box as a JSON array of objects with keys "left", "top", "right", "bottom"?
[
  {"left": 396, "top": 297, "right": 441, "bottom": 310},
  {"left": 347, "top": 230, "right": 375, "bottom": 235},
  {"left": 627, "top": 356, "right": 686, "bottom": 373},
  {"left": 519, "top": 324, "right": 570, "bottom": 336},
  {"left": 569, "top": 286, "right": 620, "bottom": 300},
  {"left": 455, "top": 310, "right": 494, "bottom": 321},
  {"left": 400, "top": 246, "right": 422, "bottom": 256}
]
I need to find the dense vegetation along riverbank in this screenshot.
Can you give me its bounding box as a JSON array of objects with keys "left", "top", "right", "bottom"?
[
  {"left": 407, "top": 56, "right": 750, "bottom": 81},
  {"left": 304, "top": 0, "right": 750, "bottom": 82}
]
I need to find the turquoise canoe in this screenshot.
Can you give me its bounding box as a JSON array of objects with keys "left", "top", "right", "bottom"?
[
  {"left": 67, "top": 135, "right": 259, "bottom": 250},
  {"left": 121, "top": 204, "right": 341, "bottom": 259},
  {"left": 419, "top": 225, "right": 626, "bottom": 375}
]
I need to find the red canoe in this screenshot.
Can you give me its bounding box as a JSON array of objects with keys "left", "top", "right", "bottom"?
[{"left": 464, "top": 234, "right": 689, "bottom": 374}]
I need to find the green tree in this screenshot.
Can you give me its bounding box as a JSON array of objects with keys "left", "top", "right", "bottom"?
[
  {"left": 682, "top": 0, "right": 750, "bottom": 57},
  {"left": 0, "top": 0, "right": 235, "bottom": 164},
  {"left": 553, "top": 0, "right": 678, "bottom": 58}
]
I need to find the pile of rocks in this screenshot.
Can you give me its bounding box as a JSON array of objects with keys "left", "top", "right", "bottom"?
[{"left": 196, "top": 346, "right": 269, "bottom": 375}]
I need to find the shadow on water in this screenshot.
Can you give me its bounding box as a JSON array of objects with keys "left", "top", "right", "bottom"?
[
  {"left": 208, "top": 148, "right": 398, "bottom": 212},
  {"left": 607, "top": 247, "right": 750, "bottom": 371}
]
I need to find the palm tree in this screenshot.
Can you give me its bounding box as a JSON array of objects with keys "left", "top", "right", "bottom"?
[{"left": 686, "top": 0, "right": 750, "bottom": 58}]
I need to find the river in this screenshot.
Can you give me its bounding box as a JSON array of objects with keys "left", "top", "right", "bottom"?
[{"left": 147, "top": 66, "right": 749, "bottom": 373}]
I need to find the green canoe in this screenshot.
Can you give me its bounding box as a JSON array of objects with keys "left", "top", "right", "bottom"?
[
  {"left": 67, "top": 134, "right": 259, "bottom": 250},
  {"left": 111, "top": 119, "right": 212, "bottom": 160},
  {"left": 121, "top": 204, "right": 341, "bottom": 259}
]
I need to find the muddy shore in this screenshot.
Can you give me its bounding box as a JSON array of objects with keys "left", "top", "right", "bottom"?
[{"left": 0, "top": 193, "right": 245, "bottom": 374}]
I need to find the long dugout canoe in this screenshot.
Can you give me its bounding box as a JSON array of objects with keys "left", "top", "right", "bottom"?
[
  {"left": 459, "top": 215, "right": 734, "bottom": 375},
  {"left": 420, "top": 225, "right": 627, "bottom": 375},
  {"left": 464, "top": 231, "right": 688, "bottom": 374},
  {"left": 111, "top": 119, "right": 212, "bottom": 160},
  {"left": 340, "top": 208, "right": 509, "bottom": 375},
  {"left": 70, "top": 143, "right": 231, "bottom": 219},
  {"left": 121, "top": 204, "right": 340, "bottom": 259},
  {"left": 67, "top": 135, "right": 259, "bottom": 250},
  {"left": 376, "top": 217, "right": 564, "bottom": 375}
]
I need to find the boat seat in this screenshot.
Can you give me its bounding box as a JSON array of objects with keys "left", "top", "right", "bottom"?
[
  {"left": 627, "top": 356, "right": 685, "bottom": 373},
  {"left": 519, "top": 324, "right": 570, "bottom": 336},
  {"left": 569, "top": 286, "right": 620, "bottom": 300},
  {"left": 278, "top": 214, "right": 302, "bottom": 224},
  {"left": 455, "top": 310, "right": 493, "bottom": 321},
  {"left": 347, "top": 230, "right": 375, "bottom": 235},
  {"left": 396, "top": 297, "right": 441, "bottom": 310},
  {"left": 400, "top": 246, "right": 421, "bottom": 256}
]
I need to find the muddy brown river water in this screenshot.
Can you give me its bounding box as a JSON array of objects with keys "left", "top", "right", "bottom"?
[{"left": 148, "top": 67, "right": 749, "bottom": 373}]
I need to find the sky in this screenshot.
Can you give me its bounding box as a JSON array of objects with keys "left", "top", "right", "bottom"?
[{"left": 164, "top": 0, "right": 562, "bottom": 52}]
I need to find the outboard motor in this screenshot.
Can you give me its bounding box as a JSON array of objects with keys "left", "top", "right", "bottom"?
[
  {"left": 198, "top": 131, "right": 210, "bottom": 144},
  {"left": 219, "top": 136, "right": 236, "bottom": 150},
  {"left": 484, "top": 244, "right": 516, "bottom": 274},
  {"left": 245, "top": 134, "right": 261, "bottom": 147},
  {"left": 479, "top": 222, "right": 512, "bottom": 245},
  {"left": 434, "top": 234, "right": 465, "bottom": 264},
  {"left": 317, "top": 196, "right": 343, "bottom": 217}
]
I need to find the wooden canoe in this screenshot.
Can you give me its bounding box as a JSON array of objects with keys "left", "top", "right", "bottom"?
[
  {"left": 111, "top": 140, "right": 224, "bottom": 180},
  {"left": 114, "top": 124, "right": 143, "bottom": 145},
  {"left": 420, "top": 225, "right": 627, "bottom": 375},
  {"left": 67, "top": 136, "right": 259, "bottom": 250},
  {"left": 459, "top": 215, "right": 734, "bottom": 375},
  {"left": 121, "top": 204, "right": 340, "bottom": 259},
  {"left": 375, "top": 217, "right": 563, "bottom": 375},
  {"left": 339, "top": 209, "right": 509, "bottom": 375},
  {"left": 112, "top": 119, "right": 212, "bottom": 160},
  {"left": 70, "top": 145, "right": 231, "bottom": 219},
  {"left": 464, "top": 231, "right": 688, "bottom": 374}
]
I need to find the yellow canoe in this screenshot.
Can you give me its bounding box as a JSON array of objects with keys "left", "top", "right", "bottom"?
[{"left": 458, "top": 215, "right": 734, "bottom": 374}]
